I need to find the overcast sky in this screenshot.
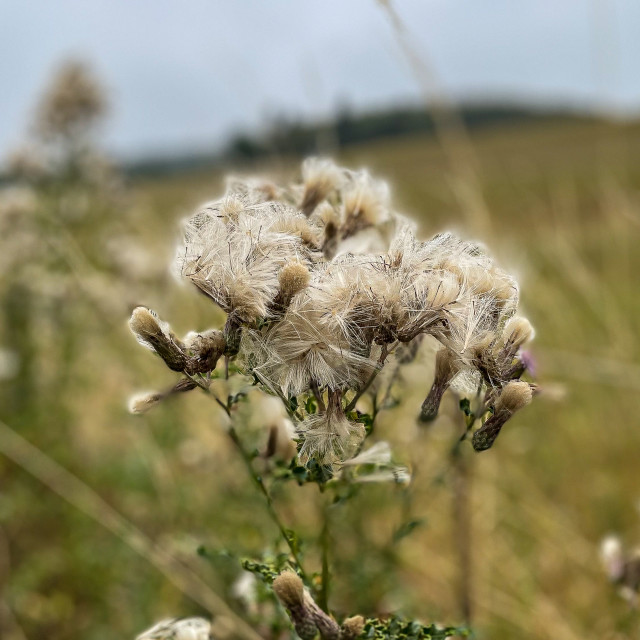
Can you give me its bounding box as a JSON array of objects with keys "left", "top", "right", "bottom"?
[{"left": 1, "top": 0, "right": 639, "bottom": 159}]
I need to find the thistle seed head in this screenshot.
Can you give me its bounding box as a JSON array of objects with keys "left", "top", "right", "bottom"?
[
  {"left": 502, "top": 316, "right": 535, "bottom": 351},
  {"left": 272, "top": 571, "right": 305, "bottom": 608},
  {"left": 298, "top": 390, "right": 365, "bottom": 463},
  {"left": 495, "top": 380, "right": 533, "bottom": 414},
  {"left": 278, "top": 261, "right": 311, "bottom": 302},
  {"left": 128, "top": 391, "right": 163, "bottom": 415},
  {"left": 129, "top": 307, "right": 186, "bottom": 371},
  {"left": 472, "top": 381, "right": 533, "bottom": 451},
  {"left": 419, "top": 348, "right": 459, "bottom": 423},
  {"left": 601, "top": 535, "right": 625, "bottom": 582},
  {"left": 300, "top": 157, "right": 344, "bottom": 216},
  {"left": 341, "top": 615, "right": 366, "bottom": 639},
  {"left": 184, "top": 329, "right": 226, "bottom": 374},
  {"left": 135, "top": 617, "right": 212, "bottom": 640},
  {"left": 127, "top": 156, "right": 537, "bottom": 464}
]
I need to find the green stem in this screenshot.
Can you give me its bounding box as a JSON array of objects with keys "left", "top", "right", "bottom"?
[
  {"left": 318, "top": 496, "right": 331, "bottom": 612},
  {"left": 451, "top": 416, "right": 474, "bottom": 625},
  {"left": 345, "top": 342, "right": 394, "bottom": 413},
  {"left": 191, "top": 376, "right": 310, "bottom": 583},
  {"left": 184, "top": 373, "right": 230, "bottom": 417},
  {"left": 227, "top": 426, "right": 309, "bottom": 584},
  {"left": 345, "top": 368, "right": 380, "bottom": 413}
]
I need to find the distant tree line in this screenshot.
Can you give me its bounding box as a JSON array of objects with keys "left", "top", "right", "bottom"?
[{"left": 123, "top": 103, "right": 598, "bottom": 178}]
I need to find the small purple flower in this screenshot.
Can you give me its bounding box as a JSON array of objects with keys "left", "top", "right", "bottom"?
[{"left": 519, "top": 349, "right": 537, "bottom": 377}]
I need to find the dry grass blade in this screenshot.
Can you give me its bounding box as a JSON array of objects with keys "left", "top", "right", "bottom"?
[
  {"left": 0, "top": 420, "right": 262, "bottom": 640},
  {"left": 0, "top": 527, "right": 28, "bottom": 640},
  {"left": 376, "top": 0, "right": 491, "bottom": 236}
]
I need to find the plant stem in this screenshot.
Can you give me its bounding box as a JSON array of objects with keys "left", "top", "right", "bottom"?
[
  {"left": 184, "top": 373, "right": 230, "bottom": 417},
  {"left": 345, "top": 342, "right": 394, "bottom": 413},
  {"left": 451, "top": 414, "right": 474, "bottom": 626},
  {"left": 191, "top": 378, "right": 310, "bottom": 582},
  {"left": 318, "top": 496, "right": 331, "bottom": 612},
  {"left": 310, "top": 379, "right": 326, "bottom": 412},
  {"left": 227, "top": 425, "right": 309, "bottom": 584},
  {"left": 345, "top": 369, "right": 380, "bottom": 413}
]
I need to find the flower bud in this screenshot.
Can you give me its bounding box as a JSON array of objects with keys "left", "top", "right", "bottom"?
[
  {"left": 129, "top": 307, "right": 186, "bottom": 371},
  {"left": 128, "top": 391, "right": 163, "bottom": 414},
  {"left": 273, "top": 572, "right": 316, "bottom": 640},
  {"left": 341, "top": 615, "right": 365, "bottom": 639},
  {"left": 277, "top": 261, "right": 310, "bottom": 309},
  {"left": 184, "top": 329, "right": 226, "bottom": 374},
  {"left": 502, "top": 316, "right": 534, "bottom": 354},
  {"left": 419, "top": 348, "right": 458, "bottom": 423},
  {"left": 472, "top": 381, "right": 532, "bottom": 451}
]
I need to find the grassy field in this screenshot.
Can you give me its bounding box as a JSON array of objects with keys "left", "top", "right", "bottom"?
[{"left": 2, "top": 117, "right": 640, "bottom": 639}]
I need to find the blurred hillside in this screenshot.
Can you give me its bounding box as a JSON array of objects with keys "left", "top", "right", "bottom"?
[{"left": 123, "top": 103, "right": 606, "bottom": 178}]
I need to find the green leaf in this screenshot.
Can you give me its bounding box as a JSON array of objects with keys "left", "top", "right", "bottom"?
[
  {"left": 304, "top": 395, "right": 318, "bottom": 414},
  {"left": 359, "top": 616, "right": 471, "bottom": 639},
  {"left": 392, "top": 519, "right": 425, "bottom": 543},
  {"left": 241, "top": 552, "right": 293, "bottom": 583},
  {"left": 291, "top": 465, "right": 308, "bottom": 485},
  {"left": 459, "top": 398, "right": 471, "bottom": 417},
  {"left": 197, "top": 545, "right": 235, "bottom": 562},
  {"left": 305, "top": 458, "right": 334, "bottom": 485}
]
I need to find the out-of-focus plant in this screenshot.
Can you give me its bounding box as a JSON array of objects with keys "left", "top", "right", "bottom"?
[
  {"left": 0, "top": 60, "right": 115, "bottom": 430},
  {"left": 10, "top": 60, "right": 107, "bottom": 182},
  {"left": 601, "top": 534, "right": 640, "bottom": 608},
  {"left": 130, "top": 158, "right": 536, "bottom": 639},
  {"left": 0, "top": 61, "right": 162, "bottom": 640}
]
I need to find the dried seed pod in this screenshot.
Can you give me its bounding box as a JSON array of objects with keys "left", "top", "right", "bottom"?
[
  {"left": 128, "top": 378, "right": 197, "bottom": 415},
  {"left": 273, "top": 261, "right": 311, "bottom": 313},
  {"left": 129, "top": 307, "right": 186, "bottom": 371},
  {"left": 341, "top": 615, "right": 365, "bottom": 639},
  {"left": 472, "top": 380, "right": 533, "bottom": 451},
  {"left": 184, "top": 329, "right": 226, "bottom": 374},
  {"left": 272, "top": 572, "right": 317, "bottom": 640},
  {"left": 419, "top": 348, "right": 458, "bottom": 422}
]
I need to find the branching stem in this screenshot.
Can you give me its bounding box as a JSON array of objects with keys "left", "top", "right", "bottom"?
[
  {"left": 184, "top": 373, "right": 230, "bottom": 417},
  {"left": 226, "top": 426, "right": 309, "bottom": 583},
  {"left": 345, "top": 342, "right": 395, "bottom": 413},
  {"left": 192, "top": 377, "right": 310, "bottom": 583}
]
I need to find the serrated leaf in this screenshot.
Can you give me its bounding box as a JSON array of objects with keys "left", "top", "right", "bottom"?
[
  {"left": 304, "top": 396, "right": 318, "bottom": 414},
  {"left": 360, "top": 616, "right": 470, "bottom": 639}
]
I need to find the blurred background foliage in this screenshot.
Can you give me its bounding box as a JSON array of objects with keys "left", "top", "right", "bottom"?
[{"left": 1, "top": 15, "right": 640, "bottom": 640}]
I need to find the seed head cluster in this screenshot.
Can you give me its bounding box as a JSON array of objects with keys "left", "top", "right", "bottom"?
[{"left": 131, "top": 158, "right": 535, "bottom": 463}]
